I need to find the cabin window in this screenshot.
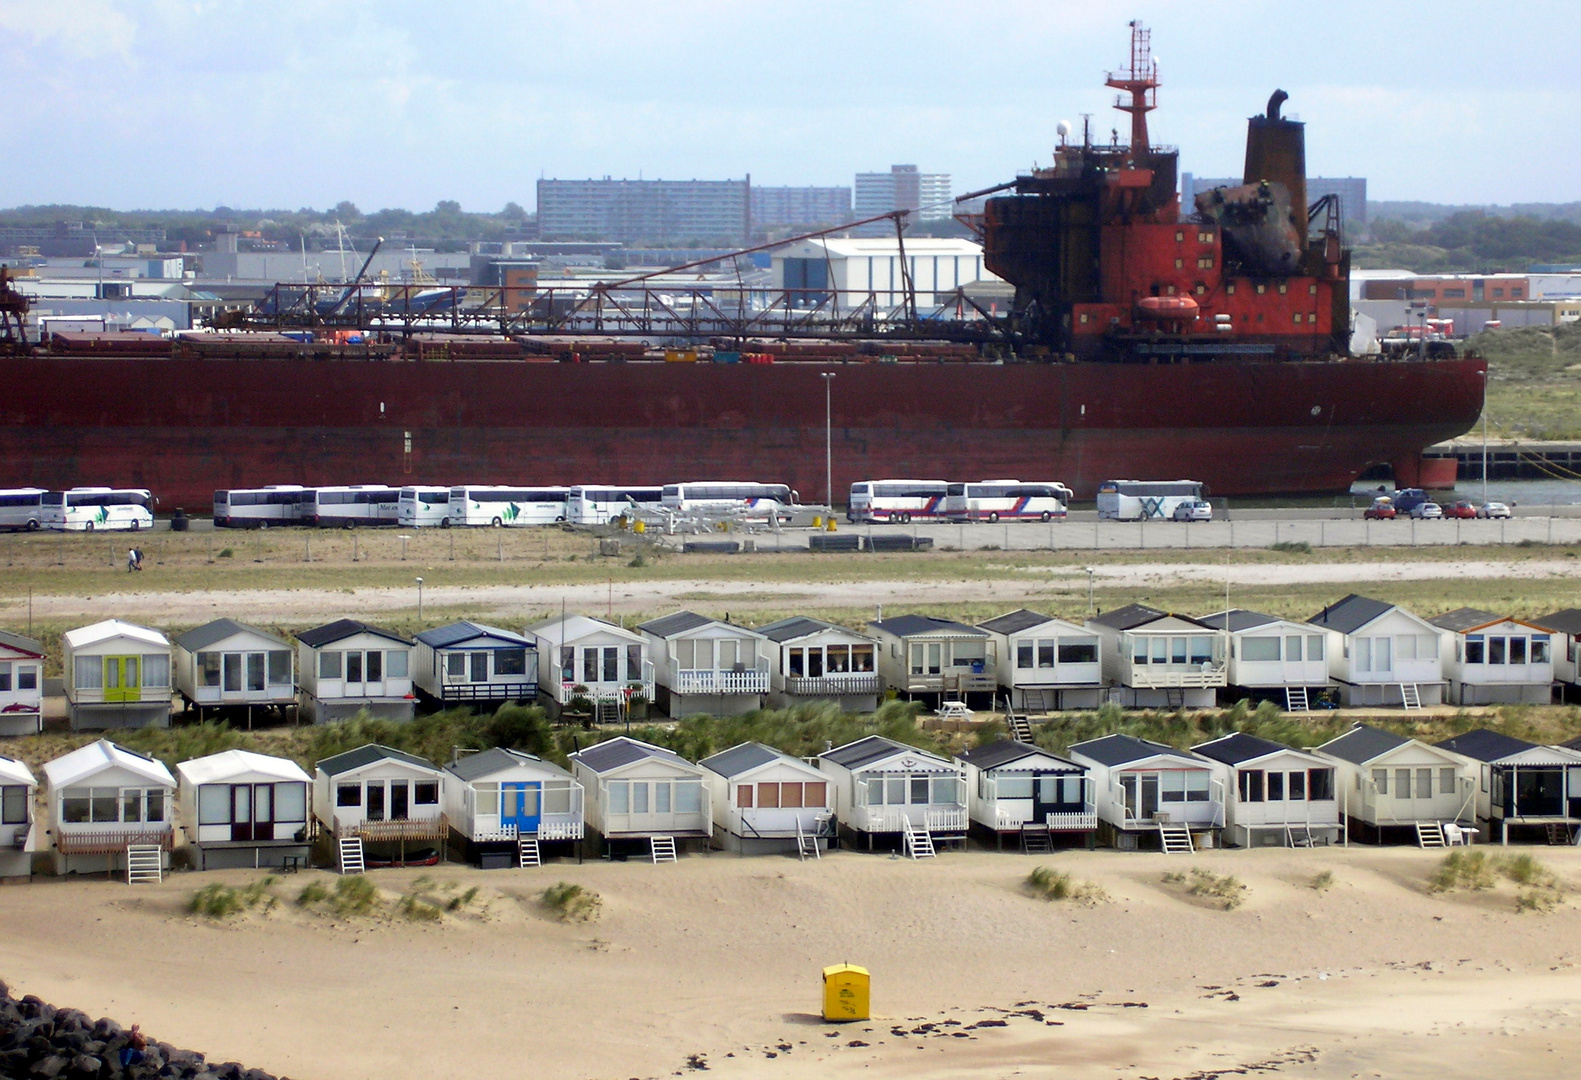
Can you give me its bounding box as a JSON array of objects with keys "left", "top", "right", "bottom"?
[
  {"left": 1133, "top": 638, "right": 1148, "bottom": 665},
  {"left": 545, "top": 784, "right": 572, "bottom": 814},
  {"left": 470, "top": 652, "right": 489, "bottom": 682},
  {"left": 789, "top": 648, "right": 806, "bottom": 676},
  {"left": 1153, "top": 638, "right": 1169, "bottom": 663},
  {"left": 737, "top": 784, "right": 754, "bottom": 808},
  {"left": 1438, "top": 767, "right": 1458, "bottom": 796},
  {"left": 74, "top": 656, "right": 102, "bottom": 690},
  {"left": 824, "top": 645, "right": 848, "bottom": 673},
  {"left": 1416, "top": 768, "right": 1434, "bottom": 797},
  {"left": 911, "top": 777, "right": 930, "bottom": 804},
  {"left": 1058, "top": 640, "right": 1097, "bottom": 664},
  {"left": 90, "top": 788, "right": 118, "bottom": 822},
  {"left": 1308, "top": 769, "right": 1334, "bottom": 800},
  {"left": 1161, "top": 771, "right": 1208, "bottom": 803},
  {"left": 806, "top": 782, "right": 826, "bottom": 806},
  {"left": 366, "top": 783, "right": 386, "bottom": 820},
  {"left": 1284, "top": 636, "right": 1303, "bottom": 661},
  {"left": 346, "top": 652, "right": 363, "bottom": 683},
  {"left": 1287, "top": 771, "right": 1305, "bottom": 800},
  {"left": 780, "top": 783, "right": 805, "bottom": 808},
  {"left": 1, "top": 785, "right": 26, "bottom": 825},
  {"left": 3, "top": 664, "right": 36, "bottom": 691},
  {"left": 758, "top": 782, "right": 780, "bottom": 808},
  {"left": 1488, "top": 637, "right": 1506, "bottom": 664},
  {"left": 630, "top": 783, "right": 648, "bottom": 814},
  {"left": 367, "top": 651, "right": 385, "bottom": 683},
  {"left": 268, "top": 651, "right": 291, "bottom": 685},
  {"left": 1242, "top": 637, "right": 1280, "bottom": 662},
  {"left": 336, "top": 783, "right": 361, "bottom": 807},
  {"left": 61, "top": 788, "right": 91, "bottom": 823},
  {"left": 583, "top": 648, "right": 599, "bottom": 683},
  {"left": 1395, "top": 769, "right": 1412, "bottom": 798},
  {"left": 1058, "top": 776, "right": 1084, "bottom": 804},
  {"left": 1238, "top": 770, "right": 1265, "bottom": 802},
  {"left": 1529, "top": 636, "right": 1550, "bottom": 663},
  {"left": 495, "top": 648, "right": 527, "bottom": 677},
  {"left": 143, "top": 655, "right": 169, "bottom": 688},
  {"left": 389, "top": 781, "right": 410, "bottom": 820},
  {"left": 1267, "top": 772, "right": 1285, "bottom": 800},
  {"left": 1016, "top": 643, "right": 1034, "bottom": 669},
  {"left": 386, "top": 650, "right": 408, "bottom": 678},
  {"left": 932, "top": 777, "right": 960, "bottom": 804},
  {"left": 676, "top": 639, "right": 695, "bottom": 669},
  {"left": 222, "top": 654, "right": 242, "bottom": 693},
  {"left": 1509, "top": 637, "right": 1527, "bottom": 664},
  {"left": 474, "top": 784, "right": 500, "bottom": 816},
  {"left": 245, "top": 653, "right": 266, "bottom": 692},
  {"left": 675, "top": 781, "right": 702, "bottom": 813},
  {"left": 447, "top": 653, "right": 467, "bottom": 680},
  {"left": 1037, "top": 641, "right": 1056, "bottom": 668},
  {"left": 1307, "top": 636, "right": 1324, "bottom": 660},
  {"left": 559, "top": 647, "right": 575, "bottom": 681},
  {"left": 609, "top": 781, "right": 629, "bottom": 814},
  {"left": 122, "top": 790, "right": 142, "bottom": 822},
  {"left": 997, "top": 776, "right": 1034, "bottom": 800},
  {"left": 601, "top": 647, "right": 619, "bottom": 681},
  {"left": 198, "top": 785, "right": 230, "bottom": 825},
  {"left": 654, "top": 782, "right": 671, "bottom": 814},
  {"left": 716, "top": 640, "right": 737, "bottom": 669},
  {"left": 198, "top": 652, "right": 221, "bottom": 687},
  {"left": 1171, "top": 638, "right": 1189, "bottom": 664},
  {"left": 320, "top": 651, "right": 343, "bottom": 680},
  {"left": 627, "top": 644, "right": 644, "bottom": 680},
  {"left": 415, "top": 782, "right": 439, "bottom": 805},
  {"left": 1465, "top": 637, "right": 1486, "bottom": 664},
  {"left": 1372, "top": 769, "right": 1388, "bottom": 794}
]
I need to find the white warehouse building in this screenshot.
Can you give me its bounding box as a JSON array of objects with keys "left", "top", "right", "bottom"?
[{"left": 771, "top": 237, "right": 1003, "bottom": 309}]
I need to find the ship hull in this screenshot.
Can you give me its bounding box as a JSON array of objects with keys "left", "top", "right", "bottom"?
[{"left": 0, "top": 355, "right": 1486, "bottom": 507}]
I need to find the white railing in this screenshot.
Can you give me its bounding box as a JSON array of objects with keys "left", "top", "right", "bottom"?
[
  {"left": 472, "top": 821, "right": 518, "bottom": 843},
  {"left": 785, "top": 673, "right": 882, "bottom": 696},
  {"left": 669, "top": 661, "right": 770, "bottom": 695},
  {"left": 1358, "top": 776, "right": 1476, "bottom": 828},
  {"left": 902, "top": 667, "right": 996, "bottom": 693},
  {"left": 739, "top": 806, "right": 835, "bottom": 837},
  {"left": 558, "top": 664, "right": 655, "bottom": 706},
  {"left": 1125, "top": 664, "right": 1228, "bottom": 689},
  {"left": 926, "top": 807, "right": 968, "bottom": 832},
  {"left": 1109, "top": 778, "right": 1226, "bottom": 829},
  {"left": 538, "top": 818, "right": 585, "bottom": 841},
  {"left": 852, "top": 804, "right": 966, "bottom": 833},
  {"left": 1046, "top": 809, "right": 1099, "bottom": 830}
]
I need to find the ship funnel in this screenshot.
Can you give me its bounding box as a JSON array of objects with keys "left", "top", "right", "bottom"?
[{"left": 1243, "top": 88, "right": 1306, "bottom": 236}]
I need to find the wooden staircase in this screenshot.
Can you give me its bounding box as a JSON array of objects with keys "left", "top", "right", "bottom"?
[
  {"left": 337, "top": 836, "right": 366, "bottom": 874},
  {"left": 518, "top": 834, "right": 542, "bottom": 868},
  {"left": 125, "top": 844, "right": 163, "bottom": 885},
  {"left": 649, "top": 835, "right": 677, "bottom": 864},
  {"left": 1165, "top": 688, "right": 1186, "bottom": 709},
  {"left": 1546, "top": 823, "right": 1573, "bottom": 846},
  {"left": 1415, "top": 821, "right": 1446, "bottom": 848},
  {"left": 1020, "top": 822, "right": 1053, "bottom": 855},
  {"left": 1284, "top": 686, "right": 1310, "bottom": 712},
  {"left": 1399, "top": 683, "right": 1422, "bottom": 711},
  {"left": 796, "top": 817, "right": 823, "bottom": 862},
  {"left": 595, "top": 698, "right": 623, "bottom": 725},
  {"left": 903, "top": 821, "right": 936, "bottom": 859},
  {"left": 1004, "top": 704, "right": 1035, "bottom": 744},
  {"left": 1158, "top": 823, "right": 1194, "bottom": 854}
]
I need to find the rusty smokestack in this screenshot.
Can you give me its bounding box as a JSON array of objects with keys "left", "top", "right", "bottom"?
[{"left": 1243, "top": 90, "right": 1307, "bottom": 237}]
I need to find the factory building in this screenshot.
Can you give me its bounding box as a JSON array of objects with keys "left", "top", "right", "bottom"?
[
  {"left": 536, "top": 177, "right": 752, "bottom": 246},
  {"left": 770, "top": 236, "right": 1002, "bottom": 308}
]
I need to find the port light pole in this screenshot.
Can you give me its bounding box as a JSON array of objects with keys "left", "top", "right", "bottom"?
[
  {"left": 415, "top": 576, "right": 424, "bottom": 621},
  {"left": 822, "top": 372, "right": 836, "bottom": 515}
]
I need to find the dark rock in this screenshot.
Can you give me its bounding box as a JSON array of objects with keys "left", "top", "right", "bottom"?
[{"left": 31, "top": 1053, "right": 69, "bottom": 1077}]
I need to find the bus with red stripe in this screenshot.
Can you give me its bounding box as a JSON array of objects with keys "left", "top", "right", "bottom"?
[
  {"left": 943, "top": 480, "right": 1071, "bottom": 523},
  {"left": 848, "top": 479, "right": 949, "bottom": 524}
]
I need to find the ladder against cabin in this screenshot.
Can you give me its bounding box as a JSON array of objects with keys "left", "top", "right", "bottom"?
[
  {"left": 338, "top": 836, "right": 366, "bottom": 874},
  {"left": 1020, "top": 821, "right": 1053, "bottom": 854},
  {"left": 796, "top": 816, "right": 824, "bottom": 862},
  {"left": 126, "top": 844, "right": 163, "bottom": 885},
  {"left": 1415, "top": 821, "right": 1446, "bottom": 848},
  {"left": 1001, "top": 699, "right": 1035, "bottom": 744},
  {"left": 903, "top": 820, "right": 936, "bottom": 859},
  {"left": 1158, "top": 823, "right": 1194, "bottom": 854},
  {"left": 649, "top": 835, "right": 677, "bottom": 864},
  {"left": 1284, "top": 686, "right": 1309, "bottom": 712},
  {"left": 595, "top": 697, "right": 623, "bottom": 725},
  {"left": 518, "top": 834, "right": 542, "bottom": 868},
  {"left": 1399, "top": 683, "right": 1422, "bottom": 710},
  {"left": 1165, "top": 688, "right": 1185, "bottom": 709}
]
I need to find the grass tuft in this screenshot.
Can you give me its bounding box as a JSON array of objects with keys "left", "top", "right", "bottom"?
[
  {"left": 1176, "top": 868, "right": 1247, "bottom": 910},
  {"left": 1429, "top": 850, "right": 1497, "bottom": 893},
  {"left": 1309, "top": 870, "right": 1335, "bottom": 892},
  {"left": 216, "top": 547, "right": 234, "bottom": 558},
  {"left": 1269, "top": 540, "right": 1312, "bottom": 554},
  {"left": 541, "top": 881, "right": 601, "bottom": 922},
  {"left": 1026, "top": 865, "right": 1107, "bottom": 904},
  {"left": 188, "top": 876, "right": 279, "bottom": 918}
]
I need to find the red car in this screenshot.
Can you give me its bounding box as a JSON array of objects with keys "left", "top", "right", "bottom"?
[
  {"left": 1363, "top": 497, "right": 1397, "bottom": 520},
  {"left": 1444, "top": 500, "right": 1478, "bottom": 519}
]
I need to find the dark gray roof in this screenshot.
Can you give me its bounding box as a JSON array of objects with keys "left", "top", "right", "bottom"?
[
  {"left": 296, "top": 619, "right": 411, "bottom": 648},
  {"left": 1307, "top": 594, "right": 1394, "bottom": 634},
  {"left": 1565, "top": 734, "right": 1581, "bottom": 753},
  {"left": 572, "top": 736, "right": 693, "bottom": 774},
  {"left": 1434, "top": 728, "right": 1540, "bottom": 764},
  {"left": 1193, "top": 732, "right": 1301, "bottom": 766},
  {"left": 316, "top": 743, "right": 439, "bottom": 776},
  {"left": 1428, "top": 608, "right": 1506, "bottom": 633},
  {"left": 1069, "top": 734, "right": 1200, "bottom": 767},
  {"left": 446, "top": 746, "right": 568, "bottom": 782},
  {"left": 0, "top": 629, "right": 44, "bottom": 656},
  {"left": 1315, "top": 724, "right": 1411, "bottom": 765},
  {"left": 1196, "top": 609, "right": 1281, "bottom": 633},
  {"left": 957, "top": 739, "right": 1082, "bottom": 772},
  {"left": 175, "top": 618, "right": 287, "bottom": 652},
  {"left": 758, "top": 616, "right": 841, "bottom": 643},
  {"left": 414, "top": 621, "right": 531, "bottom": 649},
  {"left": 1087, "top": 604, "right": 1212, "bottom": 632},
  {"left": 978, "top": 609, "right": 1056, "bottom": 635},
  {"left": 821, "top": 735, "right": 948, "bottom": 770},
  {"left": 1536, "top": 609, "right": 1581, "bottom": 635},
  {"left": 636, "top": 611, "right": 717, "bottom": 638},
  {"left": 870, "top": 615, "right": 985, "bottom": 638},
  {"left": 700, "top": 742, "right": 799, "bottom": 778}
]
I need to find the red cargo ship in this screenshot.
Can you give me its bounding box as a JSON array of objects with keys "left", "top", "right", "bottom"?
[{"left": 0, "top": 26, "right": 1482, "bottom": 509}]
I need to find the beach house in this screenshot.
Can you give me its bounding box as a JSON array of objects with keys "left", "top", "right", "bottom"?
[
  {"left": 636, "top": 612, "right": 771, "bottom": 717},
  {"left": 1191, "top": 733, "right": 1341, "bottom": 848},
  {"left": 977, "top": 610, "right": 1103, "bottom": 711},
  {"left": 569, "top": 736, "right": 712, "bottom": 858},
  {"left": 1084, "top": 605, "right": 1226, "bottom": 709},
  {"left": 817, "top": 736, "right": 967, "bottom": 855},
  {"left": 176, "top": 749, "right": 312, "bottom": 870},
  {"left": 1433, "top": 729, "right": 1581, "bottom": 844},
  {"left": 413, "top": 622, "right": 538, "bottom": 708},
  {"left": 61, "top": 619, "right": 173, "bottom": 730},
  {"left": 42, "top": 739, "right": 175, "bottom": 876},
  {"left": 443, "top": 747, "right": 584, "bottom": 867},
  {"left": 295, "top": 619, "right": 416, "bottom": 723},
  {"left": 955, "top": 739, "right": 1094, "bottom": 850},
  {"left": 1068, "top": 734, "right": 1224, "bottom": 852},
  {"left": 528, "top": 613, "right": 654, "bottom": 723},
  {"left": 0, "top": 752, "right": 37, "bottom": 880},
  {"left": 1313, "top": 724, "right": 1475, "bottom": 844},
  {"left": 314, "top": 745, "right": 447, "bottom": 867},
  {"left": 869, "top": 615, "right": 996, "bottom": 705},
  {"left": 1196, "top": 610, "right": 1331, "bottom": 710},
  {"left": 1307, "top": 595, "right": 1445, "bottom": 707},
  {"left": 1537, "top": 608, "right": 1581, "bottom": 702},
  {"left": 700, "top": 742, "right": 834, "bottom": 855},
  {"left": 0, "top": 630, "right": 44, "bottom": 736},
  {"left": 1429, "top": 609, "right": 1556, "bottom": 706},
  {"left": 174, "top": 619, "right": 296, "bottom": 722},
  {"left": 757, "top": 617, "right": 881, "bottom": 711}
]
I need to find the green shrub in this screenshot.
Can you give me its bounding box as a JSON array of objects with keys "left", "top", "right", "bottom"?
[
  {"left": 1270, "top": 540, "right": 1312, "bottom": 554},
  {"left": 398, "top": 894, "right": 443, "bottom": 922},
  {"left": 1025, "top": 866, "right": 1106, "bottom": 904},
  {"left": 296, "top": 881, "right": 329, "bottom": 906},
  {"left": 188, "top": 876, "right": 278, "bottom": 918},
  {"left": 1430, "top": 850, "right": 1497, "bottom": 892},
  {"left": 216, "top": 547, "right": 234, "bottom": 558},
  {"left": 1183, "top": 868, "right": 1247, "bottom": 910},
  {"left": 541, "top": 881, "right": 600, "bottom": 922}
]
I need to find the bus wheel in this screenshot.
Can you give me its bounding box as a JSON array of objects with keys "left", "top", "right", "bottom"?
[
  {"left": 900, "top": 512, "right": 912, "bottom": 524},
  {"left": 129, "top": 521, "right": 141, "bottom": 531},
  {"left": 439, "top": 518, "right": 450, "bottom": 528},
  {"left": 988, "top": 512, "right": 1000, "bottom": 523},
  {"left": 1040, "top": 511, "right": 1052, "bottom": 523},
  {"left": 83, "top": 521, "right": 94, "bottom": 532},
  {"left": 25, "top": 520, "right": 37, "bottom": 532},
  {"left": 491, "top": 517, "right": 503, "bottom": 527}
]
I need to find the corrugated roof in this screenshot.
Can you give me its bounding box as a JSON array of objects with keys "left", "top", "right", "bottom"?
[
  {"left": 701, "top": 742, "right": 816, "bottom": 778},
  {"left": 1196, "top": 609, "right": 1281, "bottom": 633},
  {"left": 445, "top": 746, "right": 570, "bottom": 782},
  {"left": 1192, "top": 732, "right": 1303, "bottom": 766},
  {"left": 414, "top": 621, "right": 531, "bottom": 649},
  {"left": 1307, "top": 594, "right": 1394, "bottom": 634},
  {"left": 62, "top": 619, "right": 169, "bottom": 650},
  {"left": 176, "top": 749, "right": 311, "bottom": 786},
  {"left": 175, "top": 618, "right": 288, "bottom": 652},
  {"left": 870, "top": 615, "right": 985, "bottom": 638},
  {"left": 1315, "top": 724, "right": 1410, "bottom": 765},
  {"left": 1536, "top": 609, "right": 1581, "bottom": 636},
  {"left": 1069, "top": 734, "right": 1200, "bottom": 767},
  {"left": 1427, "top": 608, "right": 1506, "bottom": 633},
  {"left": 1086, "top": 604, "right": 1168, "bottom": 631},
  {"left": 0, "top": 629, "right": 44, "bottom": 657},
  {"left": 978, "top": 609, "right": 1055, "bottom": 635},
  {"left": 1434, "top": 728, "right": 1540, "bottom": 764},
  {"left": 571, "top": 735, "right": 695, "bottom": 774},
  {"left": 957, "top": 739, "right": 1082, "bottom": 772},
  {"left": 296, "top": 619, "right": 411, "bottom": 648},
  {"left": 42, "top": 739, "right": 174, "bottom": 789},
  {"left": 636, "top": 611, "right": 717, "bottom": 638},
  {"left": 316, "top": 743, "right": 440, "bottom": 777},
  {"left": 757, "top": 616, "right": 839, "bottom": 643},
  {"left": 821, "top": 735, "right": 950, "bottom": 770}
]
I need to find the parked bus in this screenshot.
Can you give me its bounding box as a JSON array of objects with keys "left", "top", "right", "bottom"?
[
  {"left": 448, "top": 485, "right": 568, "bottom": 527},
  {"left": 41, "top": 488, "right": 155, "bottom": 531},
  {"left": 1095, "top": 479, "right": 1205, "bottom": 521},
  {"left": 0, "top": 488, "right": 46, "bottom": 531},
  {"left": 398, "top": 486, "right": 452, "bottom": 527},
  {"left": 567, "top": 485, "right": 665, "bottom": 525},
  {"left": 302, "top": 485, "right": 401, "bottom": 528},
  {"left": 661, "top": 481, "right": 797, "bottom": 521},
  {"left": 213, "top": 485, "right": 308, "bottom": 528},
  {"left": 847, "top": 479, "right": 949, "bottom": 524},
  {"left": 943, "top": 480, "right": 1072, "bottom": 523}
]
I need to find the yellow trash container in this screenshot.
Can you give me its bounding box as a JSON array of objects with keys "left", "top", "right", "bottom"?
[{"left": 822, "top": 964, "right": 870, "bottom": 1022}]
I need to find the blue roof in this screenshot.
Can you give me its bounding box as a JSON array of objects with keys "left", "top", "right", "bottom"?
[{"left": 414, "top": 621, "right": 532, "bottom": 649}]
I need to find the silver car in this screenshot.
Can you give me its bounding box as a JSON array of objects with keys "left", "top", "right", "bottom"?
[
  {"left": 1478, "top": 501, "right": 1512, "bottom": 519},
  {"left": 1172, "top": 499, "right": 1213, "bottom": 522},
  {"left": 1410, "top": 501, "right": 1443, "bottom": 519}
]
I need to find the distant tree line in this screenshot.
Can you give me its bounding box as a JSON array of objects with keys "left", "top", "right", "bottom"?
[{"left": 1356, "top": 211, "right": 1581, "bottom": 272}]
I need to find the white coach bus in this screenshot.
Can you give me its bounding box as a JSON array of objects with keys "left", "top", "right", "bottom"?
[
  {"left": 1095, "top": 479, "right": 1204, "bottom": 521},
  {"left": 942, "top": 480, "right": 1072, "bottom": 523},
  {"left": 661, "top": 481, "right": 797, "bottom": 522},
  {"left": 398, "top": 486, "right": 452, "bottom": 527},
  {"left": 302, "top": 485, "right": 401, "bottom": 528},
  {"left": 448, "top": 485, "right": 568, "bottom": 527},
  {"left": 0, "top": 488, "right": 46, "bottom": 531},
  {"left": 847, "top": 479, "right": 949, "bottom": 524},
  {"left": 41, "top": 488, "right": 155, "bottom": 531},
  {"left": 213, "top": 485, "right": 308, "bottom": 528},
  {"left": 566, "top": 485, "right": 665, "bottom": 525}
]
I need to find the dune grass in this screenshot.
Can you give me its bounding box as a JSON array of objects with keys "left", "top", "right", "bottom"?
[
  {"left": 188, "top": 876, "right": 279, "bottom": 918},
  {"left": 1026, "top": 866, "right": 1107, "bottom": 904},
  {"left": 297, "top": 874, "right": 379, "bottom": 916},
  {"left": 540, "top": 882, "right": 600, "bottom": 922},
  {"left": 1429, "top": 850, "right": 1565, "bottom": 912},
  {"left": 1180, "top": 868, "right": 1248, "bottom": 910}
]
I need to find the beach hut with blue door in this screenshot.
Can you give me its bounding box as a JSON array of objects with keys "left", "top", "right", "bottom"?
[{"left": 443, "top": 747, "right": 584, "bottom": 867}]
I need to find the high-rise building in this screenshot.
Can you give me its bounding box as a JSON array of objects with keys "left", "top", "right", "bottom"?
[
  {"left": 751, "top": 186, "right": 853, "bottom": 230},
  {"left": 536, "top": 177, "right": 751, "bottom": 245},
  {"left": 853, "top": 165, "right": 951, "bottom": 233}
]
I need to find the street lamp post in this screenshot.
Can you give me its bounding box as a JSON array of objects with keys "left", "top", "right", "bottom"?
[
  {"left": 821, "top": 372, "right": 836, "bottom": 515},
  {"left": 1083, "top": 566, "right": 1096, "bottom": 615},
  {"left": 415, "top": 576, "right": 424, "bottom": 621}
]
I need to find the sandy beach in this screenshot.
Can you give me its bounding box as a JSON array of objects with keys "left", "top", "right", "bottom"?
[{"left": 4, "top": 845, "right": 1581, "bottom": 1079}]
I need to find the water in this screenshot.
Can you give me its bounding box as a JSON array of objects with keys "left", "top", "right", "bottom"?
[{"left": 1349, "top": 479, "right": 1581, "bottom": 506}]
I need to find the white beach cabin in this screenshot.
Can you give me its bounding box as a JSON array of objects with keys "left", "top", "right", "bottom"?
[
  {"left": 1313, "top": 724, "right": 1475, "bottom": 843},
  {"left": 314, "top": 744, "right": 447, "bottom": 866},
  {"left": 443, "top": 746, "right": 584, "bottom": 867},
  {"left": 528, "top": 613, "right": 655, "bottom": 723},
  {"left": 977, "top": 610, "right": 1103, "bottom": 711},
  {"left": 757, "top": 617, "right": 881, "bottom": 712},
  {"left": 569, "top": 736, "right": 712, "bottom": 857},
  {"left": 61, "top": 619, "right": 173, "bottom": 730},
  {"left": 1196, "top": 609, "right": 1331, "bottom": 711},
  {"left": 174, "top": 618, "right": 296, "bottom": 721},
  {"left": 700, "top": 741, "right": 833, "bottom": 856},
  {"left": 869, "top": 615, "right": 996, "bottom": 705},
  {"left": 1068, "top": 734, "right": 1224, "bottom": 851},
  {"left": 955, "top": 739, "right": 1095, "bottom": 850},
  {"left": 1433, "top": 729, "right": 1581, "bottom": 843},
  {"left": 817, "top": 736, "right": 967, "bottom": 854},
  {"left": 1537, "top": 609, "right": 1581, "bottom": 702},
  {"left": 636, "top": 611, "right": 771, "bottom": 717},
  {"left": 0, "top": 752, "right": 38, "bottom": 880},
  {"left": 176, "top": 749, "right": 312, "bottom": 870},
  {"left": 42, "top": 739, "right": 175, "bottom": 875},
  {"left": 0, "top": 630, "right": 45, "bottom": 736},
  {"left": 1307, "top": 595, "right": 1445, "bottom": 707},
  {"left": 295, "top": 619, "right": 416, "bottom": 723},
  {"left": 1191, "top": 733, "right": 1341, "bottom": 847},
  {"left": 1085, "top": 605, "right": 1226, "bottom": 709},
  {"left": 413, "top": 622, "right": 538, "bottom": 707},
  {"left": 1429, "top": 609, "right": 1555, "bottom": 706}
]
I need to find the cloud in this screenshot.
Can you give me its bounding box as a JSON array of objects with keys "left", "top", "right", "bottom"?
[{"left": 0, "top": 0, "right": 137, "bottom": 60}]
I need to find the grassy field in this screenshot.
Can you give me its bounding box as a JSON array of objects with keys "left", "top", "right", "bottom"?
[{"left": 1469, "top": 322, "right": 1581, "bottom": 442}]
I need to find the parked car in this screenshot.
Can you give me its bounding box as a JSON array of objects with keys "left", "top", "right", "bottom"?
[
  {"left": 1478, "top": 501, "right": 1513, "bottom": 519},
  {"left": 1172, "top": 499, "right": 1213, "bottom": 522},
  {"left": 1363, "top": 497, "right": 1397, "bottom": 520},
  {"left": 1391, "top": 488, "right": 1431, "bottom": 514},
  {"left": 1444, "top": 500, "right": 1478, "bottom": 519},
  {"left": 1410, "top": 501, "right": 1443, "bottom": 519}
]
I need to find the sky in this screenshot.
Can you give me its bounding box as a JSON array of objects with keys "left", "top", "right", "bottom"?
[{"left": 0, "top": 0, "right": 1575, "bottom": 214}]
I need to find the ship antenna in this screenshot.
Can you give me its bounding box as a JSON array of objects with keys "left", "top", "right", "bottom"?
[{"left": 1105, "top": 19, "right": 1158, "bottom": 165}]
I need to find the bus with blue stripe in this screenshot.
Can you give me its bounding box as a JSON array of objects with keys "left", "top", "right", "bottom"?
[
  {"left": 847, "top": 479, "right": 949, "bottom": 524},
  {"left": 943, "top": 480, "right": 1072, "bottom": 523},
  {"left": 1096, "top": 480, "right": 1204, "bottom": 521}
]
